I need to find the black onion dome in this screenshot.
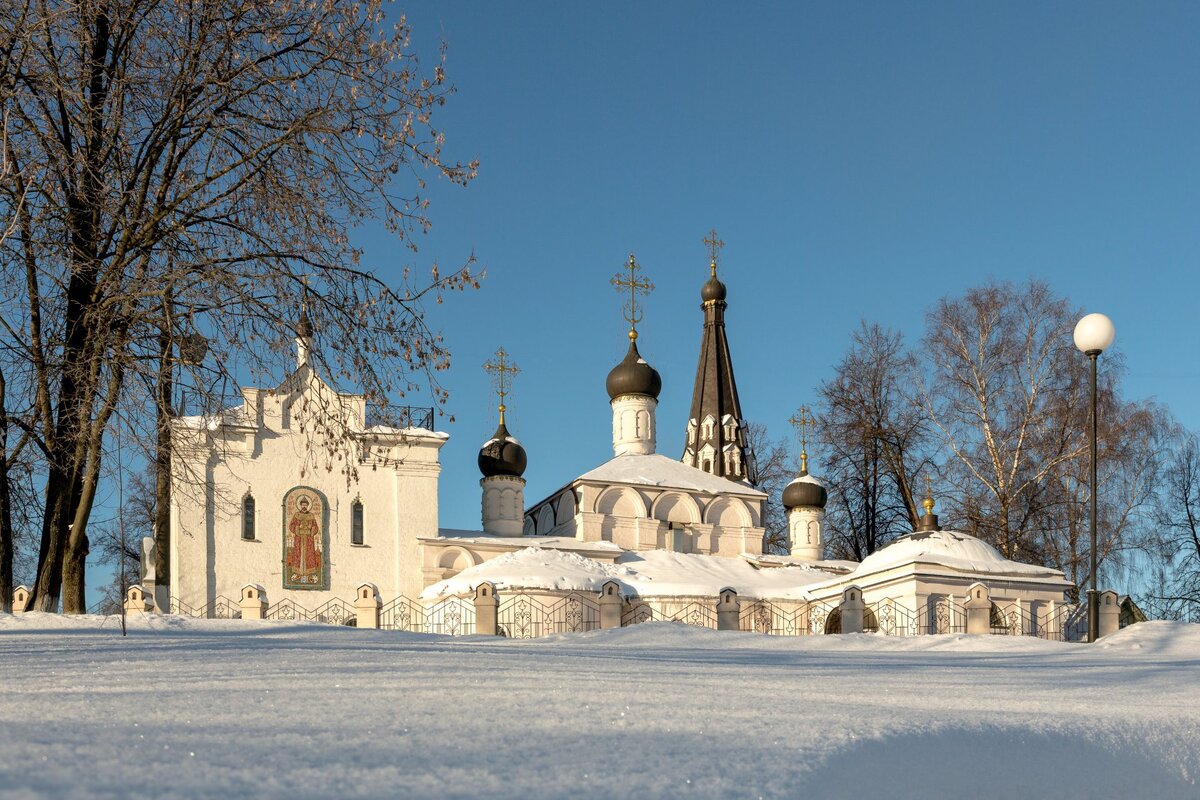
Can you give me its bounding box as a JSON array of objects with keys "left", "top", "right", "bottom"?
[
  {"left": 701, "top": 274, "right": 727, "bottom": 303},
  {"left": 606, "top": 339, "right": 662, "bottom": 400},
  {"left": 783, "top": 472, "right": 828, "bottom": 510},
  {"left": 478, "top": 421, "right": 527, "bottom": 478}
]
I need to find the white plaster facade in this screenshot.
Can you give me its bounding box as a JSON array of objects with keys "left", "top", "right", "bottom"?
[
  {"left": 611, "top": 394, "right": 657, "bottom": 456},
  {"left": 480, "top": 475, "right": 525, "bottom": 536},
  {"left": 166, "top": 363, "right": 445, "bottom": 612},
  {"left": 788, "top": 506, "right": 824, "bottom": 561}
]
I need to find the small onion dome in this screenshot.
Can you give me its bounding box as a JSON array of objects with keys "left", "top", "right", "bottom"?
[
  {"left": 701, "top": 274, "right": 727, "bottom": 303},
  {"left": 783, "top": 472, "right": 827, "bottom": 510},
  {"left": 297, "top": 307, "right": 314, "bottom": 339},
  {"left": 605, "top": 339, "right": 662, "bottom": 400},
  {"left": 478, "top": 421, "right": 527, "bottom": 478}
]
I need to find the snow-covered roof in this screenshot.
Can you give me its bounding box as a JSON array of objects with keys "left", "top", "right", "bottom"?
[
  {"left": 576, "top": 453, "right": 766, "bottom": 497},
  {"left": 176, "top": 403, "right": 251, "bottom": 431},
  {"left": 420, "top": 546, "right": 834, "bottom": 600},
  {"left": 843, "top": 530, "right": 1067, "bottom": 580},
  {"left": 745, "top": 553, "right": 857, "bottom": 573},
  {"left": 365, "top": 424, "right": 447, "bottom": 439},
  {"left": 427, "top": 531, "right": 623, "bottom": 553}
]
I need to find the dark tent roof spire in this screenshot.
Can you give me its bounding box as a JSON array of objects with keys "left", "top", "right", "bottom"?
[{"left": 682, "top": 231, "right": 754, "bottom": 482}]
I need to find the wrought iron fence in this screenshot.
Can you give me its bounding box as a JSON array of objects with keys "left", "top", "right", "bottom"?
[
  {"left": 665, "top": 600, "right": 718, "bottom": 628},
  {"left": 498, "top": 593, "right": 601, "bottom": 638},
  {"left": 808, "top": 602, "right": 837, "bottom": 634},
  {"left": 990, "top": 602, "right": 1034, "bottom": 636},
  {"left": 424, "top": 596, "right": 475, "bottom": 635},
  {"left": 870, "top": 598, "right": 923, "bottom": 637},
  {"left": 380, "top": 596, "right": 427, "bottom": 632},
  {"left": 925, "top": 596, "right": 967, "bottom": 635},
  {"left": 170, "top": 595, "right": 240, "bottom": 619},
  {"left": 621, "top": 602, "right": 659, "bottom": 627},
  {"left": 739, "top": 600, "right": 808, "bottom": 635},
  {"left": 365, "top": 403, "right": 435, "bottom": 431}
]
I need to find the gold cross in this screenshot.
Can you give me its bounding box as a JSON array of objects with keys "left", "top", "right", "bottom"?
[
  {"left": 703, "top": 228, "right": 725, "bottom": 276},
  {"left": 788, "top": 405, "right": 816, "bottom": 472},
  {"left": 610, "top": 253, "right": 654, "bottom": 341},
  {"left": 483, "top": 347, "right": 520, "bottom": 422}
]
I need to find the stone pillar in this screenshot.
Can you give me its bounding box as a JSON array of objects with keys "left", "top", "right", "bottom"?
[
  {"left": 12, "top": 585, "right": 29, "bottom": 613},
  {"left": 123, "top": 584, "right": 154, "bottom": 615},
  {"left": 787, "top": 506, "right": 825, "bottom": 561},
  {"left": 1043, "top": 600, "right": 1060, "bottom": 640},
  {"left": 838, "top": 586, "right": 865, "bottom": 634},
  {"left": 598, "top": 580, "right": 623, "bottom": 629},
  {"left": 611, "top": 394, "right": 657, "bottom": 456},
  {"left": 481, "top": 475, "right": 526, "bottom": 537},
  {"left": 354, "top": 584, "right": 381, "bottom": 630},
  {"left": 474, "top": 582, "right": 498, "bottom": 636},
  {"left": 1098, "top": 590, "right": 1120, "bottom": 639},
  {"left": 965, "top": 582, "right": 991, "bottom": 635},
  {"left": 717, "top": 588, "right": 740, "bottom": 631},
  {"left": 240, "top": 584, "right": 267, "bottom": 620}
]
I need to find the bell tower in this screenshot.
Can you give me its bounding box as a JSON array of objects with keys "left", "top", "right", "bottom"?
[{"left": 682, "top": 230, "right": 754, "bottom": 482}]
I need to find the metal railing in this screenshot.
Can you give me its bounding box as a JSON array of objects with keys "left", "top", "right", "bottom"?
[
  {"left": 365, "top": 403, "right": 435, "bottom": 431},
  {"left": 498, "top": 593, "right": 600, "bottom": 638}
]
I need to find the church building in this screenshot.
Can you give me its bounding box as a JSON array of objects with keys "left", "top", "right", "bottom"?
[{"left": 152, "top": 234, "right": 1077, "bottom": 638}]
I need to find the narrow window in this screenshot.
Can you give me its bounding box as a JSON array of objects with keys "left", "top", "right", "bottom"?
[
  {"left": 242, "top": 495, "right": 256, "bottom": 540},
  {"left": 351, "top": 500, "right": 364, "bottom": 545}
]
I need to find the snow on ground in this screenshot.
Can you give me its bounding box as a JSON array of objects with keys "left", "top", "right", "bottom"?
[
  {"left": 1, "top": 614, "right": 1198, "bottom": 799},
  {"left": 421, "top": 547, "right": 833, "bottom": 600}
]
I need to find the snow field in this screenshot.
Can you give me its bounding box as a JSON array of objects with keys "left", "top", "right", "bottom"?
[{"left": 0, "top": 615, "right": 1197, "bottom": 799}]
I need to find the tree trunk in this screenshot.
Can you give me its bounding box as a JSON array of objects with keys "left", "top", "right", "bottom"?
[
  {"left": 154, "top": 323, "right": 172, "bottom": 596},
  {"left": 0, "top": 367, "right": 12, "bottom": 614}
]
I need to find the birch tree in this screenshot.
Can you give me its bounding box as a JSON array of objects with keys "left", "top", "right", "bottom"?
[{"left": 920, "top": 281, "right": 1082, "bottom": 559}]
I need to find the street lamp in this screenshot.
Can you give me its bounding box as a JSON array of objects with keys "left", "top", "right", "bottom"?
[{"left": 1073, "top": 312, "right": 1115, "bottom": 643}]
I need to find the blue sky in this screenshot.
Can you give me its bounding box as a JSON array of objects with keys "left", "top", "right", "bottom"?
[{"left": 367, "top": 3, "right": 1200, "bottom": 532}]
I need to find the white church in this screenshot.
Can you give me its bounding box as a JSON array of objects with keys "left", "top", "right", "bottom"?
[{"left": 142, "top": 239, "right": 1110, "bottom": 639}]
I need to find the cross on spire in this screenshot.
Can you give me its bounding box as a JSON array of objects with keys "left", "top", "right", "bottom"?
[
  {"left": 703, "top": 228, "right": 725, "bottom": 276},
  {"left": 483, "top": 347, "right": 520, "bottom": 423},
  {"left": 611, "top": 252, "right": 654, "bottom": 341},
  {"left": 788, "top": 405, "right": 817, "bottom": 472}
]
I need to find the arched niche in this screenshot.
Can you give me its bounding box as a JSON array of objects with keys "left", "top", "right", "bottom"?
[
  {"left": 535, "top": 504, "right": 556, "bottom": 535},
  {"left": 437, "top": 546, "right": 479, "bottom": 575},
  {"left": 555, "top": 490, "right": 577, "bottom": 526},
  {"left": 595, "top": 486, "right": 647, "bottom": 518},
  {"left": 522, "top": 516, "right": 536, "bottom": 535},
  {"left": 704, "top": 496, "right": 750, "bottom": 528},
  {"left": 650, "top": 491, "right": 701, "bottom": 525}
]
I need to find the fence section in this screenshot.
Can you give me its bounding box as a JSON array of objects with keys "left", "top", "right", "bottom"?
[
  {"left": 170, "top": 595, "right": 240, "bottom": 619},
  {"left": 498, "top": 593, "right": 600, "bottom": 638},
  {"left": 739, "top": 600, "right": 809, "bottom": 636}
]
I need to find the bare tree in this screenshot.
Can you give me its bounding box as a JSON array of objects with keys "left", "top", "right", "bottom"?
[
  {"left": 818, "top": 323, "right": 931, "bottom": 560},
  {"left": 1152, "top": 429, "right": 1200, "bottom": 616},
  {"left": 744, "top": 422, "right": 792, "bottom": 554},
  {"left": 1, "top": 2, "right": 480, "bottom": 612},
  {"left": 920, "top": 281, "right": 1084, "bottom": 559}
]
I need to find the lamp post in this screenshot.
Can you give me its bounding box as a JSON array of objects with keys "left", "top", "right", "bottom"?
[{"left": 1073, "top": 312, "right": 1115, "bottom": 643}]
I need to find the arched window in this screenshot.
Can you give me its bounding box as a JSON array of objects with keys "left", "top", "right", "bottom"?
[
  {"left": 351, "top": 500, "right": 364, "bottom": 545},
  {"left": 242, "top": 495, "right": 256, "bottom": 540}
]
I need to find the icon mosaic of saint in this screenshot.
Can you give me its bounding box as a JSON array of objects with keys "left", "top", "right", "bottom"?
[{"left": 283, "top": 487, "right": 328, "bottom": 590}]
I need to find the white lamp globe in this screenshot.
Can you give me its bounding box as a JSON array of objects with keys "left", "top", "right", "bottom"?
[{"left": 1073, "top": 313, "right": 1115, "bottom": 355}]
